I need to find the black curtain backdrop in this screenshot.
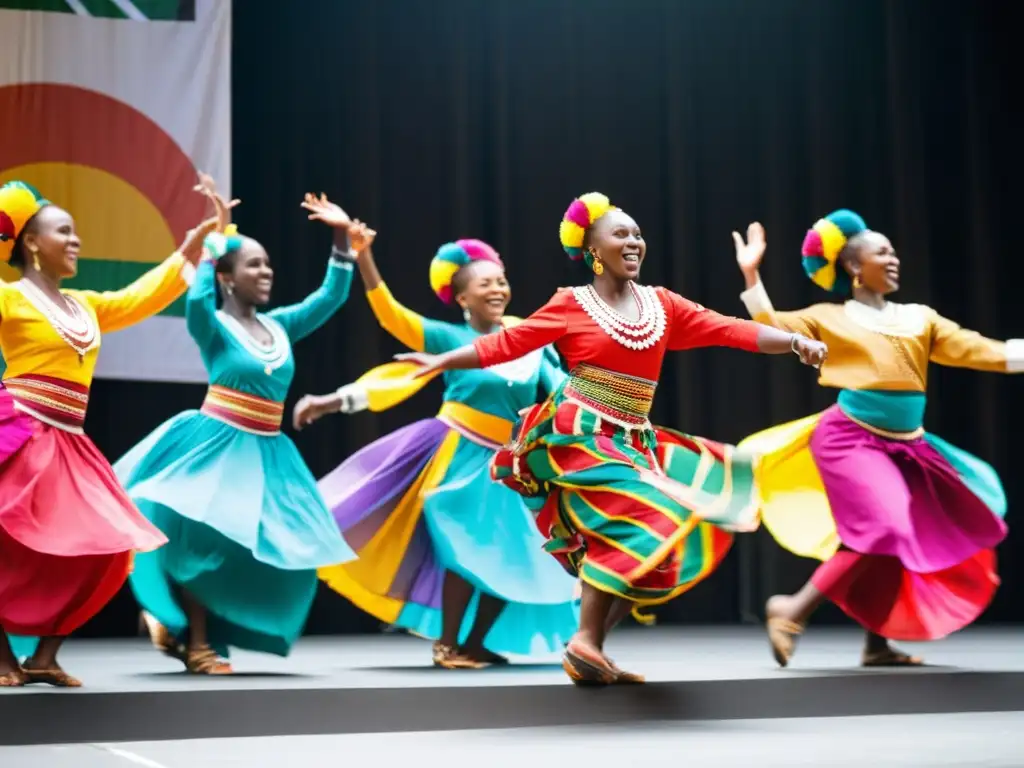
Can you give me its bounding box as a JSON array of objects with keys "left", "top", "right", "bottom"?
[{"left": 82, "top": 0, "right": 1022, "bottom": 639}]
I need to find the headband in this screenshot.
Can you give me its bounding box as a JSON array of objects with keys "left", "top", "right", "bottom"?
[
  {"left": 800, "top": 209, "right": 867, "bottom": 294},
  {"left": 428, "top": 238, "right": 503, "bottom": 304},
  {"left": 0, "top": 181, "right": 50, "bottom": 264},
  {"left": 203, "top": 223, "right": 243, "bottom": 261},
  {"left": 559, "top": 192, "right": 616, "bottom": 266}
]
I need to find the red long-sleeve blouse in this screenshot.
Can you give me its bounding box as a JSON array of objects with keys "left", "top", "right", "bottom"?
[{"left": 474, "top": 284, "right": 761, "bottom": 381}]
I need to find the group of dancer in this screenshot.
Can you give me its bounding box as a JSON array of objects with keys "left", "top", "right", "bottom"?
[{"left": 0, "top": 176, "right": 1018, "bottom": 688}]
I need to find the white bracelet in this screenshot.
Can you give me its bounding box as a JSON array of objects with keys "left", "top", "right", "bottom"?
[{"left": 790, "top": 333, "right": 801, "bottom": 354}]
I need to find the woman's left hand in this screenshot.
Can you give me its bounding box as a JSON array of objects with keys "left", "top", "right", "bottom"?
[{"left": 394, "top": 351, "right": 447, "bottom": 379}]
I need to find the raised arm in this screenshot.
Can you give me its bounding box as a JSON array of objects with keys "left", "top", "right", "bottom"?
[
  {"left": 734, "top": 222, "right": 822, "bottom": 339},
  {"left": 928, "top": 310, "right": 1024, "bottom": 374},
  {"left": 362, "top": 250, "right": 451, "bottom": 353},
  {"left": 184, "top": 255, "right": 220, "bottom": 348},
  {"left": 266, "top": 253, "right": 355, "bottom": 343},
  {"left": 76, "top": 218, "right": 218, "bottom": 334}
]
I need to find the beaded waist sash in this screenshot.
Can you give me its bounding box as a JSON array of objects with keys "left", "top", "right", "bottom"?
[
  {"left": 200, "top": 385, "right": 284, "bottom": 436},
  {"left": 563, "top": 363, "right": 656, "bottom": 428},
  {"left": 4, "top": 374, "right": 89, "bottom": 434}
]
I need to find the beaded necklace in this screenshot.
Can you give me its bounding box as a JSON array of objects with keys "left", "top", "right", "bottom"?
[
  {"left": 15, "top": 279, "right": 98, "bottom": 360},
  {"left": 571, "top": 282, "right": 666, "bottom": 350}
]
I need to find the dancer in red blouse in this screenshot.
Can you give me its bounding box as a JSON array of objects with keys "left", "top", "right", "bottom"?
[{"left": 398, "top": 192, "right": 827, "bottom": 684}]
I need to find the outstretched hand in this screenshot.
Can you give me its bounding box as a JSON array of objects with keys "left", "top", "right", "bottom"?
[
  {"left": 302, "top": 192, "right": 351, "bottom": 229},
  {"left": 793, "top": 336, "right": 828, "bottom": 369},
  {"left": 179, "top": 217, "right": 221, "bottom": 265},
  {"left": 193, "top": 172, "right": 240, "bottom": 229},
  {"left": 394, "top": 351, "right": 446, "bottom": 379},
  {"left": 347, "top": 219, "right": 377, "bottom": 254},
  {"left": 292, "top": 393, "right": 335, "bottom": 431},
  {"left": 732, "top": 222, "right": 766, "bottom": 276}
]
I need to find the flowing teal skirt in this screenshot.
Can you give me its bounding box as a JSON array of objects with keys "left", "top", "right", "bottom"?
[{"left": 114, "top": 410, "right": 355, "bottom": 658}]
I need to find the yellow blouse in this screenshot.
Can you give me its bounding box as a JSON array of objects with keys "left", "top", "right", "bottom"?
[
  {"left": 740, "top": 279, "right": 1023, "bottom": 391},
  {"left": 0, "top": 253, "right": 194, "bottom": 388}
]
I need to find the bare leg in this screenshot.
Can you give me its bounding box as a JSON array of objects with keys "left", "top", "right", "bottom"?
[
  {"left": 23, "top": 636, "right": 81, "bottom": 687},
  {"left": 764, "top": 580, "right": 827, "bottom": 668},
  {"left": 460, "top": 593, "right": 509, "bottom": 664},
  {"left": 179, "top": 588, "right": 231, "bottom": 675},
  {"left": 434, "top": 571, "right": 484, "bottom": 669},
  {"left": 0, "top": 627, "right": 26, "bottom": 686},
  {"left": 605, "top": 597, "right": 635, "bottom": 634},
  {"left": 562, "top": 583, "right": 619, "bottom": 684}
]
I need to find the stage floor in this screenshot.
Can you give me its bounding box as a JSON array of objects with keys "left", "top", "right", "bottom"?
[{"left": 2, "top": 626, "right": 1023, "bottom": 747}]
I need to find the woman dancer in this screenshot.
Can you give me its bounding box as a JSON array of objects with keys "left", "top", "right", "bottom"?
[
  {"left": 733, "top": 213, "right": 1017, "bottom": 667},
  {"left": 390, "top": 192, "right": 827, "bottom": 684},
  {"left": 0, "top": 179, "right": 216, "bottom": 687},
  {"left": 293, "top": 195, "right": 579, "bottom": 669},
  {"left": 113, "top": 185, "right": 358, "bottom": 674}
]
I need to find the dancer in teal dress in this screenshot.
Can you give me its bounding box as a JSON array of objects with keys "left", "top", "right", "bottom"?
[
  {"left": 294, "top": 202, "right": 579, "bottom": 669},
  {"left": 114, "top": 187, "right": 357, "bottom": 674}
]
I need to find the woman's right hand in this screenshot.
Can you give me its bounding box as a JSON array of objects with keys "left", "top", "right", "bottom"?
[
  {"left": 292, "top": 393, "right": 340, "bottom": 431},
  {"left": 302, "top": 192, "right": 352, "bottom": 229},
  {"left": 732, "top": 222, "right": 766, "bottom": 280}
]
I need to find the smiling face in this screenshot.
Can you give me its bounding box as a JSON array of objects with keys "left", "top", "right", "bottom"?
[
  {"left": 844, "top": 231, "right": 900, "bottom": 295},
  {"left": 219, "top": 236, "right": 273, "bottom": 306},
  {"left": 20, "top": 205, "right": 81, "bottom": 278},
  {"left": 586, "top": 209, "right": 646, "bottom": 280},
  {"left": 454, "top": 260, "right": 510, "bottom": 326}
]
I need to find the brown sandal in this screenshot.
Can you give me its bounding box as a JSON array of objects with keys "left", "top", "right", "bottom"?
[
  {"left": 21, "top": 666, "right": 82, "bottom": 687},
  {"left": 141, "top": 611, "right": 186, "bottom": 664},
  {"left": 562, "top": 645, "right": 617, "bottom": 687},
  {"left": 862, "top": 647, "right": 924, "bottom": 667},
  {"left": 185, "top": 646, "right": 232, "bottom": 675},
  {"left": 767, "top": 616, "right": 804, "bottom": 667},
  {"left": 605, "top": 657, "right": 646, "bottom": 684},
  {"left": 432, "top": 641, "right": 485, "bottom": 670}
]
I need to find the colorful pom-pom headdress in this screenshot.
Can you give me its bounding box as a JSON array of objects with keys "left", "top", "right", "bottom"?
[
  {"left": 800, "top": 209, "right": 868, "bottom": 294},
  {"left": 203, "top": 223, "right": 243, "bottom": 261},
  {"left": 0, "top": 180, "right": 50, "bottom": 264},
  {"left": 559, "top": 192, "right": 616, "bottom": 265},
  {"left": 429, "top": 238, "right": 503, "bottom": 304}
]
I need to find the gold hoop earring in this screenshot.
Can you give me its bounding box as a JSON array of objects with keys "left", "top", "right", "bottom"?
[
  {"left": 852, "top": 275, "right": 863, "bottom": 289},
  {"left": 591, "top": 259, "right": 604, "bottom": 276}
]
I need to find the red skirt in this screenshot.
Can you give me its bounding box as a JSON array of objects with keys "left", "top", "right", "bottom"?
[{"left": 0, "top": 414, "right": 167, "bottom": 636}]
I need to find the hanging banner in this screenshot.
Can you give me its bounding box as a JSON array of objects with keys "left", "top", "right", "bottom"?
[{"left": 0, "top": 0, "right": 229, "bottom": 383}]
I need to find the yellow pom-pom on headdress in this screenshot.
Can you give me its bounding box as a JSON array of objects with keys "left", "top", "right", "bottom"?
[
  {"left": 800, "top": 209, "right": 868, "bottom": 294},
  {"left": 559, "top": 192, "right": 616, "bottom": 266},
  {"left": 428, "top": 239, "right": 503, "bottom": 304},
  {"left": 0, "top": 181, "right": 50, "bottom": 265}
]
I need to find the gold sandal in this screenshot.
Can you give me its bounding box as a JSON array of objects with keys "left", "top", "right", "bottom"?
[
  {"left": 862, "top": 647, "right": 924, "bottom": 667},
  {"left": 767, "top": 616, "right": 804, "bottom": 667},
  {"left": 606, "top": 657, "right": 646, "bottom": 684},
  {"left": 185, "top": 646, "right": 232, "bottom": 675},
  {"left": 432, "top": 641, "right": 485, "bottom": 670}
]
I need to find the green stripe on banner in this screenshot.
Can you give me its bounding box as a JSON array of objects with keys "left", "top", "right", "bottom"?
[
  {"left": 65, "top": 258, "right": 187, "bottom": 318},
  {"left": 0, "top": 0, "right": 191, "bottom": 20}
]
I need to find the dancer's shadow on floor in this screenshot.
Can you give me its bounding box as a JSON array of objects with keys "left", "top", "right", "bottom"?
[
  {"left": 131, "top": 671, "right": 314, "bottom": 680},
  {"left": 361, "top": 662, "right": 565, "bottom": 674}
]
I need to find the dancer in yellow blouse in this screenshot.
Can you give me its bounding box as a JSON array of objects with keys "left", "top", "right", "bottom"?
[
  {"left": 733, "top": 212, "right": 1018, "bottom": 667},
  {"left": 0, "top": 179, "right": 217, "bottom": 686}
]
